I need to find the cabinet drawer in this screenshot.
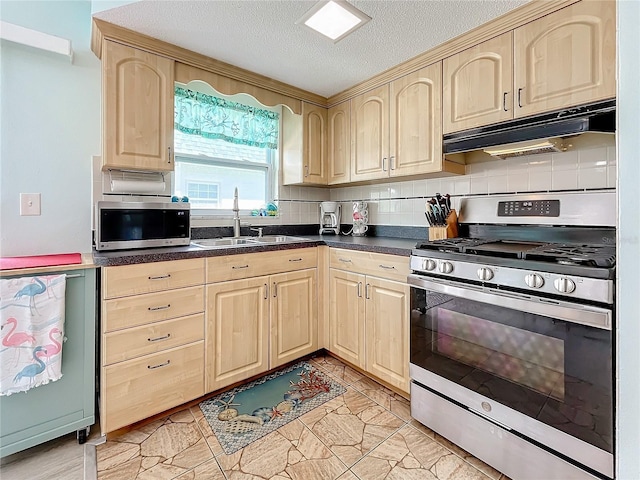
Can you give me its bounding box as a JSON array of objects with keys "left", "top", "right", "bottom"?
[
  {"left": 102, "top": 286, "right": 204, "bottom": 332},
  {"left": 103, "top": 313, "right": 204, "bottom": 365},
  {"left": 103, "top": 258, "right": 205, "bottom": 299},
  {"left": 330, "top": 248, "right": 409, "bottom": 282},
  {"left": 206, "top": 247, "right": 317, "bottom": 283},
  {"left": 102, "top": 341, "right": 204, "bottom": 433}
]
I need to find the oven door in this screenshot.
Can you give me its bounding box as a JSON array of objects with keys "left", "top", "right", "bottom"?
[{"left": 407, "top": 273, "right": 613, "bottom": 478}]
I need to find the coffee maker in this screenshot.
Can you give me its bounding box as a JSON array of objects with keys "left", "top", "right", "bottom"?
[{"left": 319, "top": 201, "right": 341, "bottom": 234}]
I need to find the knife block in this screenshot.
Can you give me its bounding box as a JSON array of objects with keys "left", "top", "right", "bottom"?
[{"left": 428, "top": 209, "right": 458, "bottom": 241}]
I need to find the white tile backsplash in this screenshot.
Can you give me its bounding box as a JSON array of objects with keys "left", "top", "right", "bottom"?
[{"left": 552, "top": 169, "right": 579, "bottom": 190}]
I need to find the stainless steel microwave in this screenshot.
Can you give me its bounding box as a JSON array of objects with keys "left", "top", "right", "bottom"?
[{"left": 95, "top": 201, "right": 190, "bottom": 251}]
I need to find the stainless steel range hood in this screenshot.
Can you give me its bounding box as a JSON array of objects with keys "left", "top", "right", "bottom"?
[{"left": 443, "top": 99, "right": 616, "bottom": 158}]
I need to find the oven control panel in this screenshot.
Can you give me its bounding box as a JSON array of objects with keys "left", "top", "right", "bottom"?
[{"left": 497, "top": 200, "right": 560, "bottom": 217}]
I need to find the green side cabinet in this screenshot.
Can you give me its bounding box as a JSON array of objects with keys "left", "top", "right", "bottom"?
[{"left": 0, "top": 268, "right": 96, "bottom": 457}]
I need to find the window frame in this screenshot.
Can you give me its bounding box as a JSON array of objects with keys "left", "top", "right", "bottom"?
[{"left": 173, "top": 151, "right": 276, "bottom": 217}]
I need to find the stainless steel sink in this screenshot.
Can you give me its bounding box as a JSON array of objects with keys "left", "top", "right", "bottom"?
[
  {"left": 191, "top": 235, "right": 311, "bottom": 249},
  {"left": 250, "top": 235, "right": 310, "bottom": 243},
  {"left": 191, "top": 238, "right": 257, "bottom": 248}
]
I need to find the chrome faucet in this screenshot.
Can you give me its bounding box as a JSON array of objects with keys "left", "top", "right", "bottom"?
[{"left": 232, "top": 187, "right": 241, "bottom": 238}]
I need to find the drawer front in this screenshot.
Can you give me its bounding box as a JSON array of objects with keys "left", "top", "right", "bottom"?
[
  {"left": 102, "top": 286, "right": 204, "bottom": 332},
  {"left": 206, "top": 247, "right": 317, "bottom": 283},
  {"left": 103, "top": 313, "right": 204, "bottom": 365},
  {"left": 102, "top": 341, "right": 204, "bottom": 433},
  {"left": 103, "top": 258, "right": 205, "bottom": 299},
  {"left": 330, "top": 248, "right": 409, "bottom": 282}
]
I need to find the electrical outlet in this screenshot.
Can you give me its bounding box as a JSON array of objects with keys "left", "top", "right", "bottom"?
[{"left": 20, "top": 193, "right": 41, "bottom": 216}]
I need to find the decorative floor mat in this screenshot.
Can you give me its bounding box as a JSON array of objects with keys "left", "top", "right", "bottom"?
[{"left": 200, "top": 360, "right": 346, "bottom": 454}]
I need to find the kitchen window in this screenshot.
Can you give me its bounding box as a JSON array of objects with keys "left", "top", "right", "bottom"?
[{"left": 173, "top": 86, "right": 279, "bottom": 215}]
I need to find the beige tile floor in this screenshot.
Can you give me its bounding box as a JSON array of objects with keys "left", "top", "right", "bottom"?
[{"left": 96, "top": 353, "right": 512, "bottom": 480}]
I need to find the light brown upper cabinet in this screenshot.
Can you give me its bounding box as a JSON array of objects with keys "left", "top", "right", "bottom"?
[
  {"left": 328, "top": 101, "right": 351, "bottom": 185},
  {"left": 102, "top": 41, "right": 174, "bottom": 171},
  {"left": 389, "top": 62, "right": 443, "bottom": 177},
  {"left": 282, "top": 102, "right": 327, "bottom": 185},
  {"left": 443, "top": 1, "right": 615, "bottom": 134},
  {"left": 443, "top": 32, "right": 513, "bottom": 134},
  {"left": 514, "top": 0, "right": 615, "bottom": 118},
  {"left": 351, "top": 63, "right": 443, "bottom": 181}
]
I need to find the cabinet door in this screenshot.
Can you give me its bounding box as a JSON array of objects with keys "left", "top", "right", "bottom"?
[
  {"left": 206, "top": 278, "right": 269, "bottom": 392},
  {"left": 514, "top": 0, "right": 616, "bottom": 118},
  {"left": 365, "top": 277, "right": 409, "bottom": 393},
  {"left": 389, "top": 62, "right": 443, "bottom": 177},
  {"left": 270, "top": 269, "right": 318, "bottom": 368},
  {"left": 329, "top": 269, "right": 365, "bottom": 368},
  {"left": 443, "top": 32, "right": 513, "bottom": 133},
  {"left": 102, "top": 40, "right": 174, "bottom": 171},
  {"left": 328, "top": 102, "right": 351, "bottom": 184},
  {"left": 351, "top": 85, "right": 389, "bottom": 181},
  {"left": 303, "top": 102, "right": 328, "bottom": 185}
]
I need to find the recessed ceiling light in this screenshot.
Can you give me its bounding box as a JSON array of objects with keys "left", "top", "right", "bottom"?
[{"left": 298, "top": 1, "right": 371, "bottom": 43}]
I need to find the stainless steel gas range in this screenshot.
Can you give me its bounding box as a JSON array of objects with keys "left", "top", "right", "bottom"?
[{"left": 408, "top": 191, "right": 615, "bottom": 480}]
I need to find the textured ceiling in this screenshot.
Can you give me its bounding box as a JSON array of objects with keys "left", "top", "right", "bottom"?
[{"left": 94, "top": 0, "right": 529, "bottom": 98}]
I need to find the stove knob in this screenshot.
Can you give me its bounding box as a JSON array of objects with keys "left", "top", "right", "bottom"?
[
  {"left": 477, "top": 267, "right": 494, "bottom": 281},
  {"left": 525, "top": 273, "right": 544, "bottom": 288},
  {"left": 438, "top": 261, "right": 454, "bottom": 274},
  {"left": 422, "top": 259, "right": 436, "bottom": 271},
  {"left": 554, "top": 277, "right": 576, "bottom": 294}
]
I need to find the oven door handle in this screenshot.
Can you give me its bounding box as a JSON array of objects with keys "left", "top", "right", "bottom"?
[{"left": 407, "top": 274, "right": 612, "bottom": 330}]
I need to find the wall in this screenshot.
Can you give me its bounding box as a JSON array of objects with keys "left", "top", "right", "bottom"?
[
  {"left": 0, "top": 1, "right": 100, "bottom": 257},
  {"left": 616, "top": 0, "right": 640, "bottom": 477},
  {"left": 329, "top": 141, "right": 616, "bottom": 227}
]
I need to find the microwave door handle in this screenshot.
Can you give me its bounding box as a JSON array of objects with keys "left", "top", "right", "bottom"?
[{"left": 407, "top": 274, "right": 611, "bottom": 331}]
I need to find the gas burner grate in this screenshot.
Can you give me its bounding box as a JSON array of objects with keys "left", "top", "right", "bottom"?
[
  {"left": 523, "top": 244, "right": 616, "bottom": 268},
  {"left": 415, "top": 238, "right": 489, "bottom": 253}
]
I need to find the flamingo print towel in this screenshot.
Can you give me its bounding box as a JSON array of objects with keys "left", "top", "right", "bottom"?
[{"left": 0, "top": 274, "right": 66, "bottom": 396}]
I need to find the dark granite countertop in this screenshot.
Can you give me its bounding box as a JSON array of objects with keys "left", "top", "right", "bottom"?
[{"left": 92, "top": 234, "right": 419, "bottom": 267}]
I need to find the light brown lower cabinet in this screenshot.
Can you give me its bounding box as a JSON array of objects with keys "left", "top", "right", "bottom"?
[
  {"left": 329, "top": 266, "right": 410, "bottom": 394},
  {"left": 205, "top": 262, "right": 318, "bottom": 393}
]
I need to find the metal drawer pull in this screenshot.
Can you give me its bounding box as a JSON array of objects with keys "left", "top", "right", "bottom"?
[
  {"left": 148, "top": 333, "right": 171, "bottom": 342},
  {"left": 517, "top": 87, "right": 523, "bottom": 108},
  {"left": 289, "top": 258, "right": 303, "bottom": 262},
  {"left": 365, "top": 283, "right": 371, "bottom": 299},
  {"left": 273, "top": 282, "right": 278, "bottom": 298},
  {"left": 357, "top": 282, "right": 362, "bottom": 297},
  {"left": 503, "top": 92, "right": 508, "bottom": 112},
  {"left": 65, "top": 273, "right": 84, "bottom": 279},
  {"left": 379, "top": 264, "right": 396, "bottom": 270},
  {"left": 147, "top": 360, "right": 170, "bottom": 369},
  {"left": 338, "top": 258, "right": 352, "bottom": 263},
  {"left": 149, "top": 274, "right": 171, "bottom": 280},
  {"left": 148, "top": 304, "right": 171, "bottom": 311},
  {"left": 264, "top": 283, "right": 269, "bottom": 300},
  {"left": 232, "top": 265, "right": 249, "bottom": 269}
]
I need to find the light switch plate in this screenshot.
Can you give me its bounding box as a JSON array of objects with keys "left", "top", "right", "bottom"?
[{"left": 20, "top": 193, "right": 41, "bottom": 216}]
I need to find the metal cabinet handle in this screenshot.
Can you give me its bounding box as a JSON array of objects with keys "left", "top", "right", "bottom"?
[
  {"left": 264, "top": 283, "right": 269, "bottom": 300},
  {"left": 147, "top": 360, "right": 170, "bottom": 370},
  {"left": 304, "top": 165, "right": 309, "bottom": 177},
  {"left": 168, "top": 146, "right": 172, "bottom": 164},
  {"left": 273, "top": 282, "right": 277, "bottom": 298},
  {"left": 503, "top": 92, "right": 508, "bottom": 112},
  {"left": 517, "top": 88, "right": 523, "bottom": 108},
  {"left": 390, "top": 156, "right": 396, "bottom": 170},
  {"left": 365, "top": 283, "right": 371, "bottom": 299},
  {"left": 232, "top": 265, "right": 249, "bottom": 269},
  {"left": 382, "top": 157, "right": 388, "bottom": 172},
  {"left": 378, "top": 264, "right": 396, "bottom": 270},
  {"left": 357, "top": 282, "right": 362, "bottom": 297},
  {"left": 149, "top": 274, "right": 171, "bottom": 280},
  {"left": 148, "top": 333, "right": 171, "bottom": 342},
  {"left": 289, "top": 258, "right": 303, "bottom": 262},
  {"left": 148, "top": 304, "right": 171, "bottom": 311},
  {"left": 338, "top": 258, "right": 352, "bottom": 263}
]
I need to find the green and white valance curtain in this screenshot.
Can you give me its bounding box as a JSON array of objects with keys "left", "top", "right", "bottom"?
[{"left": 174, "top": 86, "right": 279, "bottom": 149}]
